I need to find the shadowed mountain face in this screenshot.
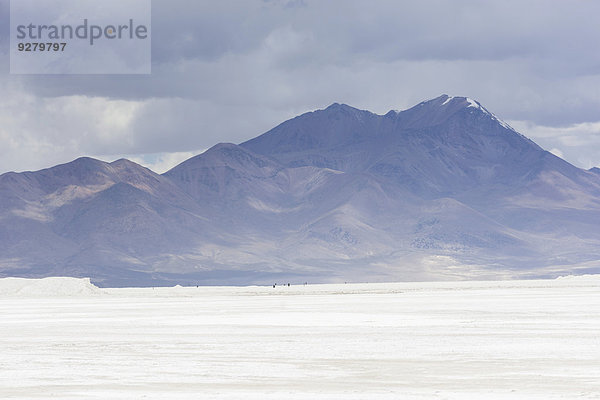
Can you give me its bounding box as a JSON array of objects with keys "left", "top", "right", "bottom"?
[
  {"left": 242, "top": 96, "right": 599, "bottom": 199},
  {"left": 2, "top": 95, "right": 600, "bottom": 286}
]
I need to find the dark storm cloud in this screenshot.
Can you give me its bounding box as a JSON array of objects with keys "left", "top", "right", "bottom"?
[
  {"left": 1, "top": 0, "right": 599, "bottom": 173},
  {"left": 13, "top": 1, "right": 600, "bottom": 106}
]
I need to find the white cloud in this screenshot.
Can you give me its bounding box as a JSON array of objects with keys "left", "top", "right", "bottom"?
[
  {"left": 549, "top": 148, "right": 564, "bottom": 159},
  {"left": 127, "top": 150, "right": 205, "bottom": 174},
  {"left": 0, "top": 80, "right": 291, "bottom": 173},
  {"left": 0, "top": 82, "right": 145, "bottom": 172},
  {"left": 509, "top": 120, "right": 600, "bottom": 169}
]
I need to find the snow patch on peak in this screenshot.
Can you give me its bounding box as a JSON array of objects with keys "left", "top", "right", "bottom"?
[
  {"left": 491, "top": 114, "right": 515, "bottom": 131},
  {"left": 465, "top": 98, "right": 491, "bottom": 116},
  {"left": 466, "top": 98, "right": 479, "bottom": 109},
  {"left": 463, "top": 97, "right": 514, "bottom": 131},
  {"left": 441, "top": 96, "right": 454, "bottom": 106},
  {"left": 446, "top": 97, "right": 519, "bottom": 135},
  {"left": 440, "top": 95, "right": 482, "bottom": 110},
  {"left": 465, "top": 98, "right": 493, "bottom": 118}
]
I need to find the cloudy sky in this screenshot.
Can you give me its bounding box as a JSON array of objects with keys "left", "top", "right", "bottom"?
[{"left": 1, "top": 0, "right": 599, "bottom": 174}]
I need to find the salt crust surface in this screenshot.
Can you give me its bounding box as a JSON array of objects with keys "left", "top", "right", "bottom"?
[{"left": 1, "top": 275, "right": 599, "bottom": 399}]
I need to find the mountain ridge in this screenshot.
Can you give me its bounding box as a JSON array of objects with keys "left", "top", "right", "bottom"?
[{"left": 2, "top": 95, "right": 600, "bottom": 286}]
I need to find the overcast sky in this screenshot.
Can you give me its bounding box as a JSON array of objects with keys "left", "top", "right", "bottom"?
[{"left": 1, "top": 0, "right": 599, "bottom": 174}]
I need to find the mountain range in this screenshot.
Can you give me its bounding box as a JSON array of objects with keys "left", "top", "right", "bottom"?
[{"left": 2, "top": 95, "right": 600, "bottom": 287}]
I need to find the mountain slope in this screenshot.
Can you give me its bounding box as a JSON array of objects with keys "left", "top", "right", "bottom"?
[
  {"left": 2, "top": 95, "right": 600, "bottom": 286},
  {"left": 0, "top": 158, "right": 219, "bottom": 285},
  {"left": 242, "top": 95, "right": 600, "bottom": 248},
  {"left": 242, "top": 95, "right": 597, "bottom": 198}
]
